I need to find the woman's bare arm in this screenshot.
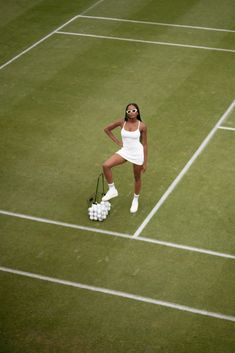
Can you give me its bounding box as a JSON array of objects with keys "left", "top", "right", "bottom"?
[
  {"left": 104, "top": 119, "right": 123, "bottom": 147},
  {"left": 140, "top": 123, "right": 148, "bottom": 172}
]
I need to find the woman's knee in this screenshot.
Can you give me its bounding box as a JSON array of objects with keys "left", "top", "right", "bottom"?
[
  {"left": 102, "top": 162, "right": 108, "bottom": 170},
  {"left": 102, "top": 160, "right": 111, "bottom": 170}
]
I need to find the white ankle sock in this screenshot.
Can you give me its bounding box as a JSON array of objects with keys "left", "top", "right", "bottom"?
[
  {"left": 108, "top": 183, "right": 115, "bottom": 190},
  {"left": 133, "top": 194, "right": 139, "bottom": 199}
]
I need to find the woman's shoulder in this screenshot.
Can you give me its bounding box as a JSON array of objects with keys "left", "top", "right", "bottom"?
[
  {"left": 139, "top": 121, "right": 147, "bottom": 131},
  {"left": 119, "top": 118, "right": 125, "bottom": 127}
]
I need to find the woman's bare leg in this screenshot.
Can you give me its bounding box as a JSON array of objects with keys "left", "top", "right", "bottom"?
[
  {"left": 102, "top": 154, "right": 126, "bottom": 183},
  {"left": 130, "top": 164, "right": 142, "bottom": 212},
  {"left": 133, "top": 164, "right": 142, "bottom": 195}
]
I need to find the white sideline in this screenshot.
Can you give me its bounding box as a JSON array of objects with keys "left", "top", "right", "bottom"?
[
  {"left": 1, "top": 209, "right": 235, "bottom": 260},
  {"left": 1, "top": 266, "right": 235, "bottom": 322},
  {"left": 133, "top": 100, "right": 235, "bottom": 238},
  {"left": 56, "top": 31, "right": 235, "bottom": 53},
  {"left": 218, "top": 126, "right": 235, "bottom": 131},
  {"left": 80, "top": 15, "right": 235, "bottom": 33},
  {"left": 0, "top": 0, "right": 105, "bottom": 70}
]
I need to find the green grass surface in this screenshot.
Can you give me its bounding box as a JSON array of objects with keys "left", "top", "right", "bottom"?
[
  {"left": 1, "top": 0, "right": 235, "bottom": 352},
  {"left": 65, "top": 16, "right": 235, "bottom": 50},
  {"left": 0, "top": 0, "right": 92, "bottom": 64},
  {"left": 1, "top": 273, "right": 234, "bottom": 353},
  {"left": 142, "top": 130, "right": 235, "bottom": 253},
  {"left": 224, "top": 109, "right": 235, "bottom": 127},
  {"left": 1, "top": 272, "right": 234, "bottom": 353},
  {"left": 1, "top": 33, "right": 234, "bottom": 232},
  {"left": 1, "top": 216, "right": 235, "bottom": 315}
]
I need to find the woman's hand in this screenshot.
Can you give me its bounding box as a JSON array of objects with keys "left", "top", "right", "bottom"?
[{"left": 142, "top": 163, "right": 147, "bottom": 173}]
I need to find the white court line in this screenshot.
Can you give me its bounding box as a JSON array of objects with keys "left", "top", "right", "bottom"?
[
  {"left": 56, "top": 31, "right": 235, "bottom": 54},
  {"left": 80, "top": 15, "right": 235, "bottom": 33},
  {"left": 133, "top": 100, "right": 235, "bottom": 238},
  {"left": 1, "top": 209, "right": 235, "bottom": 260},
  {"left": 0, "top": 0, "right": 105, "bottom": 70},
  {"left": 1, "top": 266, "right": 235, "bottom": 322},
  {"left": 0, "top": 209, "right": 129, "bottom": 238},
  {"left": 219, "top": 126, "right": 235, "bottom": 131}
]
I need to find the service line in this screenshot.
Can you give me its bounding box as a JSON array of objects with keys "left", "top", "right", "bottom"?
[
  {"left": 218, "top": 126, "right": 235, "bottom": 131},
  {"left": 56, "top": 31, "right": 235, "bottom": 53},
  {"left": 0, "top": 209, "right": 235, "bottom": 260}
]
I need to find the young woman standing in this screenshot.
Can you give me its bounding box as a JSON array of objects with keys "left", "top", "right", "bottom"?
[{"left": 102, "top": 103, "right": 147, "bottom": 213}]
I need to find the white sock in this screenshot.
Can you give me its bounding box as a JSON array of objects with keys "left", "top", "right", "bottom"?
[
  {"left": 133, "top": 193, "right": 139, "bottom": 200},
  {"left": 108, "top": 183, "right": 115, "bottom": 190}
]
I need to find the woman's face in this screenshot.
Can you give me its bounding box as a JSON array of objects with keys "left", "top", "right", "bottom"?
[{"left": 126, "top": 105, "right": 138, "bottom": 119}]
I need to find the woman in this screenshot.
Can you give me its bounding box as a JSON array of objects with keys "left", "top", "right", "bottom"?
[{"left": 102, "top": 103, "right": 148, "bottom": 213}]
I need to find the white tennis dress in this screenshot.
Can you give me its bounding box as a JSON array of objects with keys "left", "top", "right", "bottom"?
[{"left": 116, "top": 121, "right": 144, "bottom": 165}]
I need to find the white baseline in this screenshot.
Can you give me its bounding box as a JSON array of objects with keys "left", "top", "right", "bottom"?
[
  {"left": 133, "top": 100, "right": 235, "bottom": 238},
  {"left": 1, "top": 266, "right": 235, "bottom": 323}
]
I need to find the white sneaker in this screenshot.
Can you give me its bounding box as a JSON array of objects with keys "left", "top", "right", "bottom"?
[
  {"left": 102, "top": 188, "right": 118, "bottom": 201},
  {"left": 130, "top": 198, "right": 138, "bottom": 213}
]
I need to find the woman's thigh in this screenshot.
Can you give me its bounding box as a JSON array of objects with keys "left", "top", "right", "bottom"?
[{"left": 103, "top": 154, "right": 126, "bottom": 168}]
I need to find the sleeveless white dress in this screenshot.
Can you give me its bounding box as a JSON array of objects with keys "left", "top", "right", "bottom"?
[{"left": 116, "top": 121, "right": 144, "bottom": 165}]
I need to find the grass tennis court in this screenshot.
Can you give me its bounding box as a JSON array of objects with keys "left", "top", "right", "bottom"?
[{"left": 0, "top": 0, "right": 235, "bottom": 352}]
